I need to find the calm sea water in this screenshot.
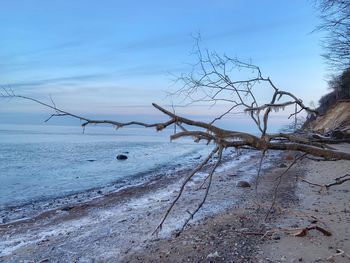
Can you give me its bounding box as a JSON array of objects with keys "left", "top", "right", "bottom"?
[{"left": 0, "top": 124, "right": 213, "bottom": 208}]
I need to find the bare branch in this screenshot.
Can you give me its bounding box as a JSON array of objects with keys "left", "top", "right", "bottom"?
[
  {"left": 153, "top": 146, "right": 219, "bottom": 235},
  {"left": 301, "top": 174, "right": 350, "bottom": 189},
  {"left": 254, "top": 150, "right": 266, "bottom": 192},
  {"left": 314, "top": 0, "right": 350, "bottom": 70},
  {"left": 176, "top": 146, "right": 224, "bottom": 236},
  {"left": 265, "top": 153, "right": 307, "bottom": 220}
]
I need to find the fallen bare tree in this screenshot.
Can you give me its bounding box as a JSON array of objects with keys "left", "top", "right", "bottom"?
[{"left": 2, "top": 48, "right": 350, "bottom": 235}]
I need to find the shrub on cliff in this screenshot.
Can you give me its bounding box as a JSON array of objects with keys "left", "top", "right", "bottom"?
[{"left": 318, "top": 68, "right": 350, "bottom": 114}]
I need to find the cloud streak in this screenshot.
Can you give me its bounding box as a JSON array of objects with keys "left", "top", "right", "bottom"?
[
  {"left": 4, "top": 73, "right": 107, "bottom": 89},
  {"left": 116, "top": 15, "right": 308, "bottom": 53},
  {"left": 0, "top": 40, "right": 84, "bottom": 61}
]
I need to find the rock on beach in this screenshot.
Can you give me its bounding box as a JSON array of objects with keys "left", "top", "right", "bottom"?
[{"left": 116, "top": 154, "right": 128, "bottom": 160}]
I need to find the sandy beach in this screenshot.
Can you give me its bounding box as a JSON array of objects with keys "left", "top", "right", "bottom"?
[
  {"left": 0, "top": 145, "right": 349, "bottom": 263},
  {"left": 261, "top": 144, "right": 350, "bottom": 263}
]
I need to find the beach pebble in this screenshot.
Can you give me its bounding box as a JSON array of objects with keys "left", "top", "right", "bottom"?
[
  {"left": 1, "top": 216, "right": 9, "bottom": 224},
  {"left": 285, "top": 155, "right": 294, "bottom": 161},
  {"left": 116, "top": 154, "right": 128, "bottom": 160},
  {"left": 236, "top": 180, "right": 251, "bottom": 188},
  {"left": 330, "top": 130, "right": 348, "bottom": 139},
  {"left": 207, "top": 251, "right": 220, "bottom": 259},
  {"left": 62, "top": 206, "right": 73, "bottom": 211}
]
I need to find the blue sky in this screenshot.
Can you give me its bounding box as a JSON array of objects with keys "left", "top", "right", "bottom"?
[{"left": 0, "top": 0, "right": 327, "bottom": 126}]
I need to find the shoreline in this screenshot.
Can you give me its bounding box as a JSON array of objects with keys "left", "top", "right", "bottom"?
[
  {"left": 0, "top": 148, "right": 255, "bottom": 226},
  {"left": 3, "top": 144, "right": 347, "bottom": 262},
  {"left": 0, "top": 149, "right": 278, "bottom": 261}
]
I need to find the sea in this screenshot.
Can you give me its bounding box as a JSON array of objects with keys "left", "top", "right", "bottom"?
[{"left": 0, "top": 124, "right": 220, "bottom": 209}]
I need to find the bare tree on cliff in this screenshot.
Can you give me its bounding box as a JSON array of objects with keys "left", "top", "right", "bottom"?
[
  {"left": 315, "top": 0, "right": 350, "bottom": 71},
  {"left": 2, "top": 48, "right": 350, "bottom": 234}
]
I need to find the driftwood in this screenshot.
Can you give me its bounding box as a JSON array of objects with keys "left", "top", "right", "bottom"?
[
  {"left": 326, "top": 249, "right": 350, "bottom": 261},
  {"left": 301, "top": 174, "right": 350, "bottom": 190},
  {"left": 235, "top": 224, "right": 332, "bottom": 239},
  {"left": 291, "top": 225, "right": 332, "bottom": 237},
  {"left": 2, "top": 48, "right": 350, "bottom": 234}
]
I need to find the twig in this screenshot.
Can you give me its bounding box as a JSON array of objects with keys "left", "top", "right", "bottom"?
[
  {"left": 265, "top": 153, "right": 307, "bottom": 220},
  {"left": 175, "top": 146, "right": 224, "bottom": 236},
  {"left": 255, "top": 150, "right": 266, "bottom": 193},
  {"left": 300, "top": 174, "right": 350, "bottom": 190},
  {"left": 326, "top": 249, "right": 350, "bottom": 261},
  {"left": 325, "top": 174, "right": 350, "bottom": 188},
  {"left": 152, "top": 146, "right": 219, "bottom": 235}
]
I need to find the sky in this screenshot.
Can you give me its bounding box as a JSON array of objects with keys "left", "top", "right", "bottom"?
[{"left": 0, "top": 0, "right": 328, "bottom": 127}]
